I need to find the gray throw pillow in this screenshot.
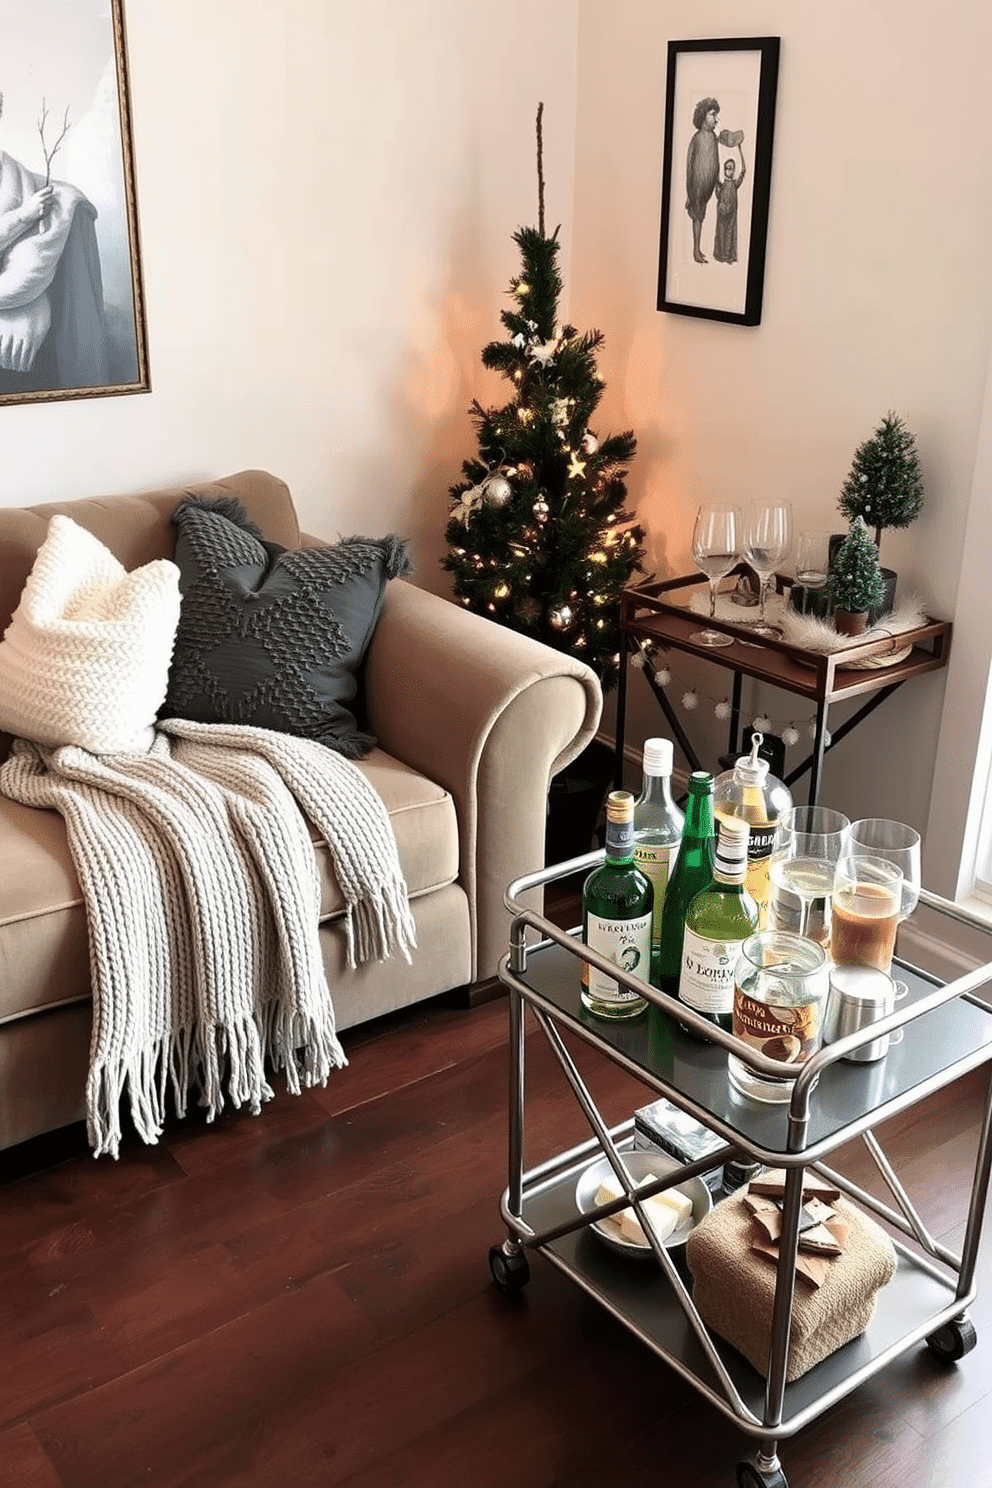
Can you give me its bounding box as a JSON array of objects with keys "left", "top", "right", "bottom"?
[{"left": 162, "top": 495, "right": 412, "bottom": 756}]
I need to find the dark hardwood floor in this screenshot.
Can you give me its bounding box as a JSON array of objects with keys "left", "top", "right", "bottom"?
[{"left": 2, "top": 910, "right": 991, "bottom": 1487}]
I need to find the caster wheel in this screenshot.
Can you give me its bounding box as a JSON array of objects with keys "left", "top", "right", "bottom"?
[
  {"left": 926, "top": 1316, "right": 978, "bottom": 1363},
  {"left": 736, "top": 1458, "right": 788, "bottom": 1488},
  {"left": 488, "top": 1242, "right": 530, "bottom": 1294}
]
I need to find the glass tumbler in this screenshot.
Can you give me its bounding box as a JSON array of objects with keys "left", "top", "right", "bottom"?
[{"left": 729, "top": 930, "right": 830, "bottom": 1103}]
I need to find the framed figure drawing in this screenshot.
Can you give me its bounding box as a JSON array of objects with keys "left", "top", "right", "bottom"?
[
  {"left": 0, "top": 0, "right": 148, "bottom": 406},
  {"left": 657, "top": 37, "right": 780, "bottom": 326}
]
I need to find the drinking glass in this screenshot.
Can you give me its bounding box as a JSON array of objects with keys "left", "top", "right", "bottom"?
[
  {"left": 847, "top": 819, "right": 921, "bottom": 999},
  {"left": 742, "top": 502, "right": 792, "bottom": 636},
  {"left": 795, "top": 530, "right": 832, "bottom": 590},
  {"left": 768, "top": 806, "right": 851, "bottom": 943},
  {"left": 690, "top": 504, "right": 740, "bottom": 648},
  {"left": 831, "top": 855, "right": 904, "bottom": 975},
  {"left": 728, "top": 930, "right": 830, "bottom": 1103}
]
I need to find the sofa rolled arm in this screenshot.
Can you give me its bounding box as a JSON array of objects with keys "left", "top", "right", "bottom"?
[{"left": 363, "top": 581, "right": 602, "bottom": 981}]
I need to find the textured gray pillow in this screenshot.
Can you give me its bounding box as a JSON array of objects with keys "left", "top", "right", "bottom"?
[{"left": 162, "top": 496, "right": 411, "bottom": 756}]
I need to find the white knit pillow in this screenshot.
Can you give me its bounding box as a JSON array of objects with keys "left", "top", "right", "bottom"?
[{"left": 0, "top": 515, "right": 181, "bottom": 754}]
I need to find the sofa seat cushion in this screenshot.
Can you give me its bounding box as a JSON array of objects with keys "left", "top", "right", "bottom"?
[
  {"left": 313, "top": 749, "right": 459, "bottom": 919},
  {"left": 0, "top": 746, "right": 458, "bottom": 1027}
]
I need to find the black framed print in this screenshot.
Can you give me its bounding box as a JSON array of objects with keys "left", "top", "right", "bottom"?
[
  {"left": 0, "top": 0, "right": 148, "bottom": 406},
  {"left": 657, "top": 37, "right": 780, "bottom": 326}
]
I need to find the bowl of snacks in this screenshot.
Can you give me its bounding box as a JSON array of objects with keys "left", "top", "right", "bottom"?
[{"left": 575, "top": 1150, "right": 713, "bottom": 1260}]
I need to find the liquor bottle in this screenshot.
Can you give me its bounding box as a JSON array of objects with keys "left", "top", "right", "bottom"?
[
  {"left": 655, "top": 771, "right": 716, "bottom": 999},
  {"left": 678, "top": 817, "right": 759, "bottom": 1037},
  {"left": 714, "top": 732, "right": 792, "bottom": 925},
  {"left": 581, "top": 791, "right": 653, "bottom": 1019},
  {"left": 633, "top": 737, "right": 685, "bottom": 988}
]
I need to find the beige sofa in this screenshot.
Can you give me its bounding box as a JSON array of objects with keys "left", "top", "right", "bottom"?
[{"left": 0, "top": 469, "right": 601, "bottom": 1152}]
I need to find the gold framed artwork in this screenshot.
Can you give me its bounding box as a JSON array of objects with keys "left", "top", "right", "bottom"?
[{"left": 0, "top": 0, "right": 149, "bottom": 406}]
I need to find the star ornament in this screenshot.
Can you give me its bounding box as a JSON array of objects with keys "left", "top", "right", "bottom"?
[
  {"left": 567, "top": 451, "right": 587, "bottom": 481},
  {"left": 528, "top": 337, "right": 559, "bottom": 366}
]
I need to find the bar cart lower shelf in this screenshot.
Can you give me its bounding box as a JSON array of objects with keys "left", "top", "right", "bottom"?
[{"left": 490, "top": 860, "right": 992, "bottom": 1488}]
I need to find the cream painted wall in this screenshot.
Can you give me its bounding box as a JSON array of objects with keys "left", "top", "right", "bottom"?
[
  {"left": 0, "top": 0, "right": 578, "bottom": 593},
  {"left": 570, "top": 0, "right": 992, "bottom": 888}
]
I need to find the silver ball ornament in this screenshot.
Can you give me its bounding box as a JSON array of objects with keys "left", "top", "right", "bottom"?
[
  {"left": 581, "top": 430, "right": 599, "bottom": 455},
  {"left": 481, "top": 474, "right": 512, "bottom": 508},
  {"left": 533, "top": 496, "right": 550, "bottom": 524},
  {"left": 549, "top": 604, "right": 574, "bottom": 631}
]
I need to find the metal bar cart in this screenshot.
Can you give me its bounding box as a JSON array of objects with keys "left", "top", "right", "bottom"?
[{"left": 489, "top": 855, "right": 992, "bottom": 1488}]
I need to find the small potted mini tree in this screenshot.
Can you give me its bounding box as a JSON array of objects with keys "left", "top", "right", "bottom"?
[
  {"left": 829, "top": 517, "right": 886, "bottom": 635},
  {"left": 836, "top": 411, "right": 925, "bottom": 621}
]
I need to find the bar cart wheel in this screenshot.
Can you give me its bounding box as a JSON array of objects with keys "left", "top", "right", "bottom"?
[
  {"left": 488, "top": 1241, "right": 531, "bottom": 1295},
  {"left": 736, "top": 1457, "right": 788, "bottom": 1488},
  {"left": 925, "top": 1314, "right": 978, "bottom": 1363}
]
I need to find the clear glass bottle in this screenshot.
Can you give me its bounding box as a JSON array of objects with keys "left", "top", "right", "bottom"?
[
  {"left": 581, "top": 791, "right": 653, "bottom": 1019},
  {"left": 633, "top": 737, "right": 685, "bottom": 989},
  {"left": 656, "top": 772, "right": 715, "bottom": 999},
  {"left": 714, "top": 732, "right": 792, "bottom": 926},
  {"left": 678, "top": 816, "right": 759, "bottom": 1038}
]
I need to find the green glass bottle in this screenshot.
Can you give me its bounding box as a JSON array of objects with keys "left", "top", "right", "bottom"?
[
  {"left": 678, "top": 817, "right": 759, "bottom": 1038},
  {"left": 656, "top": 771, "right": 716, "bottom": 999},
  {"left": 581, "top": 790, "right": 653, "bottom": 1019}
]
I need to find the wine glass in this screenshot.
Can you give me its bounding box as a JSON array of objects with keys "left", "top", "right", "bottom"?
[
  {"left": 768, "top": 806, "right": 850, "bottom": 943},
  {"left": 742, "top": 502, "right": 792, "bottom": 636},
  {"left": 847, "top": 820, "right": 921, "bottom": 1001},
  {"left": 690, "top": 504, "right": 740, "bottom": 648}
]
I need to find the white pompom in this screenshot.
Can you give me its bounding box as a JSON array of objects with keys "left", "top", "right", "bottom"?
[
  {"left": 654, "top": 667, "right": 671, "bottom": 687},
  {"left": 753, "top": 715, "right": 771, "bottom": 733},
  {"left": 682, "top": 690, "right": 699, "bottom": 711},
  {"left": 714, "top": 700, "right": 731, "bottom": 721},
  {"left": 630, "top": 650, "right": 646, "bottom": 670},
  {"left": 782, "top": 725, "right": 800, "bottom": 747}
]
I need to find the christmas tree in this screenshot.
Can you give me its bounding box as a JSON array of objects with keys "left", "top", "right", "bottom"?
[
  {"left": 838, "top": 411, "right": 925, "bottom": 552},
  {"left": 829, "top": 516, "right": 886, "bottom": 614},
  {"left": 442, "top": 107, "right": 644, "bottom": 690}
]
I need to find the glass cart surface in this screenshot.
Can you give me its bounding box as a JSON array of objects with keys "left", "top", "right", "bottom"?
[{"left": 490, "top": 854, "right": 992, "bottom": 1488}]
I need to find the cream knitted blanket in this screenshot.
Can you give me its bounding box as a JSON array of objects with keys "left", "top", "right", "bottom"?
[{"left": 0, "top": 718, "right": 417, "bottom": 1158}]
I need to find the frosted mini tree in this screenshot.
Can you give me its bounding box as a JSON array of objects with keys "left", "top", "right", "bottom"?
[
  {"left": 829, "top": 516, "right": 886, "bottom": 615},
  {"left": 838, "top": 411, "right": 925, "bottom": 554},
  {"left": 442, "top": 108, "right": 644, "bottom": 690}
]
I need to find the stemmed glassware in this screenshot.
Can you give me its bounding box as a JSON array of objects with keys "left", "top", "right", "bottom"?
[
  {"left": 768, "top": 806, "right": 851, "bottom": 943},
  {"left": 689, "top": 504, "right": 740, "bottom": 648},
  {"left": 742, "top": 502, "right": 792, "bottom": 636},
  {"left": 846, "top": 819, "right": 921, "bottom": 999}
]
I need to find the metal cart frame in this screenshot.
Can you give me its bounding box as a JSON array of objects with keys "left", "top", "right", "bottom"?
[{"left": 489, "top": 854, "right": 992, "bottom": 1488}]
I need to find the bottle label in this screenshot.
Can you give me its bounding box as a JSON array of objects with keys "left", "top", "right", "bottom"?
[
  {"left": 678, "top": 928, "right": 741, "bottom": 1015},
  {"left": 633, "top": 843, "right": 675, "bottom": 950},
  {"left": 605, "top": 817, "right": 635, "bottom": 858},
  {"left": 732, "top": 991, "right": 821, "bottom": 1067},
  {"left": 583, "top": 911, "right": 652, "bottom": 1002}
]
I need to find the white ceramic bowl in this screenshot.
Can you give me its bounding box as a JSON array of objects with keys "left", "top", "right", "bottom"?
[{"left": 575, "top": 1149, "right": 713, "bottom": 1260}]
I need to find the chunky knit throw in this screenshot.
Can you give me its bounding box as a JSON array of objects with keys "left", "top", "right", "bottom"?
[{"left": 0, "top": 718, "right": 417, "bottom": 1157}]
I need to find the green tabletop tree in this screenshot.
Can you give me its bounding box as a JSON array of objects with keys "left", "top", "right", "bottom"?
[
  {"left": 829, "top": 516, "right": 886, "bottom": 617},
  {"left": 838, "top": 411, "right": 925, "bottom": 554},
  {"left": 441, "top": 108, "right": 644, "bottom": 690}
]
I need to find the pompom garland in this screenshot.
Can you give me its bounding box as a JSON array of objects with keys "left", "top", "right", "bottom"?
[{"left": 630, "top": 646, "right": 830, "bottom": 753}]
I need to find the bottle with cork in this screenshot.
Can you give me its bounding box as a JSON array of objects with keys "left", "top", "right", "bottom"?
[{"left": 714, "top": 731, "right": 792, "bottom": 927}]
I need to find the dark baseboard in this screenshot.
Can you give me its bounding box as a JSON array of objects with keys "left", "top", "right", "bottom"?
[{"left": 444, "top": 976, "right": 507, "bottom": 1010}]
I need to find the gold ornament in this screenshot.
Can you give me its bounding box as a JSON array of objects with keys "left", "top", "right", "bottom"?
[{"left": 567, "top": 451, "right": 587, "bottom": 481}]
